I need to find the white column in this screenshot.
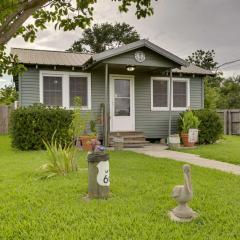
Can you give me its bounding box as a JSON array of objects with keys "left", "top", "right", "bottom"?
[
  {"left": 62, "top": 74, "right": 69, "bottom": 108},
  {"left": 104, "top": 64, "right": 109, "bottom": 146},
  {"left": 168, "top": 69, "right": 173, "bottom": 138}
]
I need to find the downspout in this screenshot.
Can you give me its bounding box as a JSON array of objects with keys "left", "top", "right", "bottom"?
[
  {"left": 104, "top": 63, "right": 109, "bottom": 146},
  {"left": 168, "top": 68, "right": 173, "bottom": 139}
]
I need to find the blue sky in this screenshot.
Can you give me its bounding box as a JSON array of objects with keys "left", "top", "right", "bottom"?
[{"left": 1, "top": 0, "right": 240, "bottom": 87}]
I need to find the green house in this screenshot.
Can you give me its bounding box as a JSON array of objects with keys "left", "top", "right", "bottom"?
[{"left": 12, "top": 39, "right": 213, "bottom": 146}]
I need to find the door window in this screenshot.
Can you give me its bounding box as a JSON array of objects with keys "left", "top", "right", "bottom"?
[{"left": 114, "top": 79, "right": 130, "bottom": 116}]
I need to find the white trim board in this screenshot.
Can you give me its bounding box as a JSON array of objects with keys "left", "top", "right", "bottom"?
[
  {"left": 39, "top": 70, "right": 91, "bottom": 110},
  {"left": 151, "top": 77, "right": 190, "bottom": 111}
]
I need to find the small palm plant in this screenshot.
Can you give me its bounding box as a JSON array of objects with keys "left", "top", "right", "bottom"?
[
  {"left": 180, "top": 111, "right": 200, "bottom": 147},
  {"left": 40, "top": 134, "right": 78, "bottom": 178},
  {"left": 180, "top": 111, "right": 200, "bottom": 134}
]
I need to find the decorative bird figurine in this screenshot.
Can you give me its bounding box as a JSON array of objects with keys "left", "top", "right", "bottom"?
[{"left": 169, "top": 164, "right": 198, "bottom": 222}]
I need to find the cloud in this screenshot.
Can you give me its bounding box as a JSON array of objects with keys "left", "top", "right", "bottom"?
[
  {"left": 0, "top": 74, "right": 12, "bottom": 89},
  {"left": 5, "top": 0, "right": 240, "bottom": 78}
]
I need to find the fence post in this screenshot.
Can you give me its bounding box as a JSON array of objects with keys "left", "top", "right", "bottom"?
[
  {"left": 0, "top": 105, "right": 8, "bottom": 134},
  {"left": 223, "top": 110, "right": 228, "bottom": 135},
  {"left": 228, "top": 110, "right": 232, "bottom": 135}
]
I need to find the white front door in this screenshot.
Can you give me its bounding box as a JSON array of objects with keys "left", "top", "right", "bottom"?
[{"left": 110, "top": 75, "right": 135, "bottom": 132}]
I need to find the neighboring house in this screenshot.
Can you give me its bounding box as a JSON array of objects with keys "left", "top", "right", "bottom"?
[{"left": 11, "top": 39, "right": 213, "bottom": 146}]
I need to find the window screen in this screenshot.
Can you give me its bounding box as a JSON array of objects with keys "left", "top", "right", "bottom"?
[
  {"left": 173, "top": 81, "right": 187, "bottom": 108},
  {"left": 153, "top": 80, "right": 168, "bottom": 108},
  {"left": 43, "top": 76, "right": 62, "bottom": 106},
  {"left": 69, "top": 76, "right": 88, "bottom": 107}
]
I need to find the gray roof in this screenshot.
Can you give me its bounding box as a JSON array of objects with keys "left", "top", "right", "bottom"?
[
  {"left": 11, "top": 42, "right": 214, "bottom": 75},
  {"left": 173, "top": 63, "right": 214, "bottom": 75},
  {"left": 92, "top": 39, "right": 188, "bottom": 67},
  {"left": 11, "top": 48, "right": 91, "bottom": 67}
]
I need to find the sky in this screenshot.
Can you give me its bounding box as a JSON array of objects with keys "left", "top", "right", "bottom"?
[{"left": 1, "top": 0, "right": 240, "bottom": 87}]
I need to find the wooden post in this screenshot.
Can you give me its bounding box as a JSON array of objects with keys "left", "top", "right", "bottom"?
[
  {"left": 201, "top": 78, "right": 205, "bottom": 108},
  {"left": 228, "top": 110, "right": 232, "bottom": 135},
  {"left": 223, "top": 110, "right": 227, "bottom": 135},
  {"left": 0, "top": 105, "right": 9, "bottom": 134},
  {"left": 104, "top": 64, "right": 109, "bottom": 146},
  {"left": 168, "top": 68, "right": 173, "bottom": 138}
]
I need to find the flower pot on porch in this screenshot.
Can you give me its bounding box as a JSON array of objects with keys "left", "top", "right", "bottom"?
[
  {"left": 80, "top": 135, "right": 97, "bottom": 151},
  {"left": 181, "top": 133, "right": 195, "bottom": 147}
]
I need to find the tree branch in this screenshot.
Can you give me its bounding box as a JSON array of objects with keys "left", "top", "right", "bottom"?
[{"left": 0, "top": 0, "right": 49, "bottom": 44}]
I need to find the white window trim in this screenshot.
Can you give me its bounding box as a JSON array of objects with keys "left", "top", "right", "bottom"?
[
  {"left": 151, "top": 77, "right": 170, "bottom": 111},
  {"left": 151, "top": 77, "right": 190, "bottom": 111},
  {"left": 40, "top": 70, "right": 91, "bottom": 110}
]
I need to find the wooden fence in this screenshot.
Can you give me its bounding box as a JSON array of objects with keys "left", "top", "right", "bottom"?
[
  {"left": 0, "top": 104, "right": 14, "bottom": 134},
  {"left": 217, "top": 109, "right": 240, "bottom": 135}
]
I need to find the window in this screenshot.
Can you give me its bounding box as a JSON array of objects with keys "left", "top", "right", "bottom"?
[
  {"left": 40, "top": 71, "right": 91, "bottom": 109},
  {"left": 151, "top": 77, "right": 190, "bottom": 111},
  {"left": 151, "top": 77, "right": 169, "bottom": 110},
  {"left": 43, "top": 76, "right": 62, "bottom": 106},
  {"left": 173, "top": 81, "right": 187, "bottom": 108},
  {"left": 69, "top": 76, "right": 88, "bottom": 107},
  {"left": 152, "top": 80, "right": 168, "bottom": 108},
  {"left": 114, "top": 79, "right": 130, "bottom": 116}
]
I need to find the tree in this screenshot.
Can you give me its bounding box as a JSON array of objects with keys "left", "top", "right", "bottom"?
[
  {"left": 204, "top": 77, "right": 220, "bottom": 110},
  {"left": 0, "top": 85, "right": 18, "bottom": 105},
  {"left": 187, "top": 49, "right": 223, "bottom": 109},
  {"left": 0, "top": 0, "right": 155, "bottom": 75},
  {"left": 218, "top": 76, "right": 240, "bottom": 109},
  {"left": 186, "top": 49, "right": 218, "bottom": 71},
  {"left": 68, "top": 22, "right": 140, "bottom": 53}
]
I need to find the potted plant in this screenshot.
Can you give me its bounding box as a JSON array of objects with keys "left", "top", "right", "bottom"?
[
  {"left": 69, "top": 97, "right": 85, "bottom": 148},
  {"left": 180, "top": 111, "right": 200, "bottom": 147},
  {"left": 70, "top": 97, "right": 97, "bottom": 150},
  {"left": 80, "top": 119, "right": 97, "bottom": 151}
]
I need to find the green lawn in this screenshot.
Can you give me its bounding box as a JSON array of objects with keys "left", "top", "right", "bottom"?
[
  {"left": 177, "top": 135, "right": 240, "bottom": 165},
  {"left": 1, "top": 135, "right": 240, "bottom": 239}
]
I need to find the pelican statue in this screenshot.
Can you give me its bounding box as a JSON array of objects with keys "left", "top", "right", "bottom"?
[{"left": 169, "top": 164, "right": 198, "bottom": 221}]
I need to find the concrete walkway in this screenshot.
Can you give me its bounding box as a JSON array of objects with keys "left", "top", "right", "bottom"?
[{"left": 128, "top": 144, "right": 240, "bottom": 175}]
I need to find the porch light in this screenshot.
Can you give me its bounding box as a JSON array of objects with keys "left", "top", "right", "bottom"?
[{"left": 126, "top": 65, "right": 135, "bottom": 72}]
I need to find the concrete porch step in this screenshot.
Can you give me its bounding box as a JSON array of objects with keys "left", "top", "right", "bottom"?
[
  {"left": 110, "top": 131, "right": 143, "bottom": 136},
  {"left": 109, "top": 131, "right": 148, "bottom": 148},
  {"left": 109, "top": 135, "right": 145, "bottom": 141}
]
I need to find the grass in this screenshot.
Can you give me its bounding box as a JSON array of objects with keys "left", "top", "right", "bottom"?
[
  {"left": 0, "top": 135, "right": 240, "bottom": 239},
  {"left": 176, "top": 135, "right": 240, "bottom": 165}
]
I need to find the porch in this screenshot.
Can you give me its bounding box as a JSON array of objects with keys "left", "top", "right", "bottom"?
[{"left": 84, "top": 40, "right": 187, "bottom": 146}]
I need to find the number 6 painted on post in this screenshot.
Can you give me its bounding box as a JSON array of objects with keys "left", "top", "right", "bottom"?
[{"left": 97, "top": 161, "right": 110, "bottom": 186}]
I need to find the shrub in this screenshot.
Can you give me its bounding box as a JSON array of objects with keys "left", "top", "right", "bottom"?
[
  {"left": 10, "top": 104, "right": 73, "bottom": 150},
  {"left": 40, "top": 136, "right": 78, "bottom": 178},
  {"left": 178, "top": 109, "right": 223, "bottom": 144},
  {"left": 193, "top": 109, "right": 223, "bottom": 144}
]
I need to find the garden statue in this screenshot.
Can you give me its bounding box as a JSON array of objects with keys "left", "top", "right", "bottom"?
[{"left": 169, "top": 164, "right": 198, "bottom": 222}]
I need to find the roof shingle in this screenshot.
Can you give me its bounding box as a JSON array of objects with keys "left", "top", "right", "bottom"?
[
  {"left": 11, "top": 48, "right": 91, "bottom": 67},
  {"left": 11, "top": 46, "right": 214, "bottom": 75}
]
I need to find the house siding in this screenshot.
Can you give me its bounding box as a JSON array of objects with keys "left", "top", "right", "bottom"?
[
  {"left": 103, "top": 48, "right": 180, "bottom": 68},
  {"left": 19, "top": 68, "right": 40, "bottom": 106},
  {"left": 134, "top": 72, "right": 203, "bottom": 138},
  {"left": 19, "top": 67, "right": 203, "bottom": 139}
]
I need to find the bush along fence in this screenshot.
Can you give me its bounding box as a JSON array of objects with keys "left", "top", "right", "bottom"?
[
  {"left": 0, "top": 104, "right": 15, "bottom": 134},
  {"left": 217, "top": 109, "right": 240, "bottom": 135}
]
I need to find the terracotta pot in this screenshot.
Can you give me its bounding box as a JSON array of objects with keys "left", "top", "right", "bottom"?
[
  {"left": 80, "top": 135, "right": 97, "bottom": 151},
  {"left": 181, "top": 133, "right": 194, "bottom": 147}
]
